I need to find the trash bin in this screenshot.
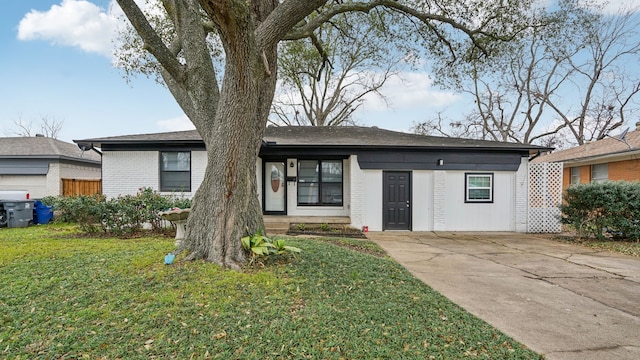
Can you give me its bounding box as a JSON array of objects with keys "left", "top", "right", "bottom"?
[
  {"left": 33, "top": 201, "right": 54, "bottom": 225},
  {"left": 0, "top": 200, "right": 34, "bottom": 228}
]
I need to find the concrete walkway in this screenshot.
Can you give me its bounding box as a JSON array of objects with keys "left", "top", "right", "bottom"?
[{"left": 367, "top": 231, "right": 640, "bottom": 360}]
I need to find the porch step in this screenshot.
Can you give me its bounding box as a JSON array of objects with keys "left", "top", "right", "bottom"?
[
  {"left": 265, "top": 224, "right": 290, "bottom": 236},
  {"left": 263, "top": 215, "right": 352, "bottom": 235}
]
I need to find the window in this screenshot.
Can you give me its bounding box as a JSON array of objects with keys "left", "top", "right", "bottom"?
[
  {"left": 465, "top": 173, "right": 493, "bottom": 203},
  {"left": 570, "top": 167, "right": 580, "bottom": 185},
  {"left": 297, "top": 160, "right": 343, "bottom": 206},
  {"left": 160, "top": 151, "right": 191, "bottom": 191},
  {"left": 591, "top": 164, "right": 608, "bottom": 183}
]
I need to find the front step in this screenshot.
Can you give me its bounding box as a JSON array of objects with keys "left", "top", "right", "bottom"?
[
  {"left": 263, "top": 215, "right": 352, "bottom": 236},
  {"left": 265, "top": 223, "right": 290, "bottom": 236}
]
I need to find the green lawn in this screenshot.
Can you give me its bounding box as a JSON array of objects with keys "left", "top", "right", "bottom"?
[{"left": 0, "top": 225, "right": 541, "bottom": 359}]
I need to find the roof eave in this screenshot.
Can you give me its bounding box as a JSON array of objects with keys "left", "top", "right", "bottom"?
[
  {"left": 262, "top": 144, "right": 547, "bottom": 152},
  {"left": 559, "top": 148, "right": 640, "bottom": 166}
]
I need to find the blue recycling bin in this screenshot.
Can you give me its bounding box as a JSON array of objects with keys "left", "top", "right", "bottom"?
[{"left": 33, "top": 201, "right": 53, "bottom": 225}]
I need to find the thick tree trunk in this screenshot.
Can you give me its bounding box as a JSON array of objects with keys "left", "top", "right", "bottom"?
[
  {"left": 180, "top": 65, "right": 271, "bottom": 269},
  {"left": 181, "top": 137, "right": 263, "bottom": 269},
  {"left": 178, "top": 1, "right": 279, "bottom": 269}
]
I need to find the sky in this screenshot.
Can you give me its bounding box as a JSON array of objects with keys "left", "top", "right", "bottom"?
[{"left": 0, "top": 0, "right": 636, "bottom": 143}]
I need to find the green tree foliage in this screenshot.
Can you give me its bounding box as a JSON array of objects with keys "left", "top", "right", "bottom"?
[{"left": 561, "top": 181, "right": 640, "bottom": 240}]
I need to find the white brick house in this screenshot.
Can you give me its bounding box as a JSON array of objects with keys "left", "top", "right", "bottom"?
[
  {"left": 0, "top": 136, "right": 101, "bottom": 198},
  {"left": 76, "top": 126, "right": 549, "bottom": 232}
]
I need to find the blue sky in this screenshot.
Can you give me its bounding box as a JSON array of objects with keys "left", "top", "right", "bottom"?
[{"left": 0, "top": 1, "right": 635, "bottom": 143}]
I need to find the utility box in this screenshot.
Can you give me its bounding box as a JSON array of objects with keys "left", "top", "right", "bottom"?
[{"left": 0, "top": 201, "right": 34, "bottom": 228}]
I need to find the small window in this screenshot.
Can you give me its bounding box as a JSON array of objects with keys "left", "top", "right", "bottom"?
[
  {"left": 570, "top": 167, "right": 580, "bottom": 185},
  {"left": 465, "top": 173, "right": 493, "bottom": 203},
  {"left": 160, "top": 151, "right": 191, "bottom": 192},
  {"left": 297, "top": 160, "right": 343, "bottom": 206},
  {"left": 591, "top": 164, "right": 608, "bottom": 183}
]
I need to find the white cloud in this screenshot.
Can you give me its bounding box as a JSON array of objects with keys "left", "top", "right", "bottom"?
[
  {"left": 156, "top": 115, "right": 195, "bottom": 131},
  {"left": 360, "top": 72, "right": 460, "bottom": 113},
  {"left": 17, "top": 0, "right": 121, "bottom": 56}
]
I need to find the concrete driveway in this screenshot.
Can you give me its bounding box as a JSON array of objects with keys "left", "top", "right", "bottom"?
[{"left": 367, "top": 232, "right": 640, "bottom": 360}]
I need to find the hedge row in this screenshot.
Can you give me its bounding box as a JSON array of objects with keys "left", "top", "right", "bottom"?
[
  {"left": 561, "top": 181, "right": 640, "bottom": 240},
  {"left": 42, "top": 188, "right": 191, "bottom": 236}
]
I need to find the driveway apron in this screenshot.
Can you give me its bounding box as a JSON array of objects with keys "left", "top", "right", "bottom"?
[{"left": 368, "top": 232, "right": 640, "bottom": 360}]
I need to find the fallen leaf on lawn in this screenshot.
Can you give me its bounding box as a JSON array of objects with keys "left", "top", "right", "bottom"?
[{"left": 214, "top": 331, "right": 226, "bottom": 339}]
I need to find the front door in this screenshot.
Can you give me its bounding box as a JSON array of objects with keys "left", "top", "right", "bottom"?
[
  {"left": 264, "top": 161, "right": 286, "bottom": 214},
  {"left": 383, "top": 171, "right": 411, "bottom": 230}
]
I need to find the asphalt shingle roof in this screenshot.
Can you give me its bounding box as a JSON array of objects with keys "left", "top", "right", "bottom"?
[
  {"left": 76, "top": 126, "right": 549, "bottom": 151},
  {"left": 0, "top": 136, "right": 101, "bottom": 163},
  {"left": 532, "top": 130, "right": 640, "bottom": 163}
]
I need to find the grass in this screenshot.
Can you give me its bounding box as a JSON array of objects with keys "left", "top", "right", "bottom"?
[
  {"left": 0, "top": 224, "right": 541, "bottom": 359},
  {"left": 554, "top": 234, "right": 640, "bottom": 257}
]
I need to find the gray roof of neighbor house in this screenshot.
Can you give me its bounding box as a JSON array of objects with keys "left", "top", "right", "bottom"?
[
  {"left": 75, "top": 126, "right": 551, "bottom": 152},
  {"left": 531, "top": 130, "right": 640, "bottom": 164},
  {"left": 0, "top": 136, "right": 101, "bottom": 163}
]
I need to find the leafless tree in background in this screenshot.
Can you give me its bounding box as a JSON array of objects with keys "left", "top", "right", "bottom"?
[{"left": 5, "top": 115, "right": 64, "bottom": 139}]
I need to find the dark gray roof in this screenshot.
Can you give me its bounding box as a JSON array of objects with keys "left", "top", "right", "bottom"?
[
  {"left": 76, "top": 126, "right": 550, "bottom": 151},
  {"left": 0, "top": 136, "right": 101, "bottom": 163},
  {"left": 264, "top": 126, "right": 550, "bottom": 150}
]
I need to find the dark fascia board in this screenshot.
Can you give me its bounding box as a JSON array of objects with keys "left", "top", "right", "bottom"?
[
  {"left": 0, "top": 155, "right": 101, "bottom": 166},
  {"left": 259, "top": 144, "right": 535, "bottom": 156},
  {"left": 84, "top": 138, "right": 544, "bottom": 155},
  {"left": 357, "top": 149, "right": 525, "bottom": 171},
  {"left": 99, "top": 142, "right": 206, "bottom": 151}
]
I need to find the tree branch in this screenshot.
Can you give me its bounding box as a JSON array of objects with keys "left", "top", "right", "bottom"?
[{"left": 116, "top": 0, "right": 185, "bottom": 83}]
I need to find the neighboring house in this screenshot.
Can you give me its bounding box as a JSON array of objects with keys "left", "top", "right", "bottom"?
[
  {"left": 75, "top": 126, "right": 549, "bottom": 232},
  {"left": 532, "top": 127, "right": 640, "bottom": 190},
  {"left": 0, "top": 135, "right": 101, "bottom": 198}
]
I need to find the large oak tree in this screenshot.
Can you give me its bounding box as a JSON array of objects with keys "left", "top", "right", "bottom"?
[{"left": 115, "top": 0, "right": 535, "bottom": 268}]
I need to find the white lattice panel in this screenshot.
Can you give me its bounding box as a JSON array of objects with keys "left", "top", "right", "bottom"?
[{"left": 528, "top": 162, "right": 563, "bottom": 233}]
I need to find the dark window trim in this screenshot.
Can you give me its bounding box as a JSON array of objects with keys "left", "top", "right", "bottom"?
[
  {"left": 464, "top": 172, "right": 494, "bottom": 204},
  {"left": 159, "top": 151, "right": 192, "bottom": 192},
  {"left": 297, "top": 159, "right": 344, "bottom": 207}
]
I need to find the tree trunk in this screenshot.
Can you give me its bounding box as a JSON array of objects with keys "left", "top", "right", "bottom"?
[
  {"left": 181, "top": 138, "right": 263, "bottom": 269},
  {"left": 178, "top": 0, "right": 279, "bottom": 269}
]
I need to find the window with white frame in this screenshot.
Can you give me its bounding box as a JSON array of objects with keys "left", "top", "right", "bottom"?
[
  {"left": 591, "top": 164, "right": 608, "bottom": 183},
  {"left": 297, "top": 160, "right": 343, "bottom": 206},
  {"left": 160, "top": 151, "right": 191, "bottom": 192},
  {"left": 465, "top": 173, "right": 493, "bottom": 203},
  {"left": 570, "top": 167, "right": 580, "bottom": 185}
]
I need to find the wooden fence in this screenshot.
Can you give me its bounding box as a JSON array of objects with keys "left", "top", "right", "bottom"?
[{"left": 62, "top": 179, "right": 102, "bottom": 196}]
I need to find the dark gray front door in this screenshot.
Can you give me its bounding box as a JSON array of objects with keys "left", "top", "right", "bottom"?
[{"left": 383, "top": 171, "right": 411, "bottom": 230}]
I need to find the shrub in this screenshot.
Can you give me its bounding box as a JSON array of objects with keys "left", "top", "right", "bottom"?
[
  {"left": 41, "top": 188, "right": 192, "bottom": 236},
  {"left": 561, "top": 181, "right": 640, "bottom": 240}
]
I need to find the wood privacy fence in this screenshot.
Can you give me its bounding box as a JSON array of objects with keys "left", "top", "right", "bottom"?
[{"left": 62, "top": 179, "right": 102, "bottom": 196}]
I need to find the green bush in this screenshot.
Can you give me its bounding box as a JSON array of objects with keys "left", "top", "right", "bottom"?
[
  {"left": 41, "top": 188, "right": 192, "bottom": 236},
  {"left": 561, "top": 181, "right": 640, "bottom": 240}
]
